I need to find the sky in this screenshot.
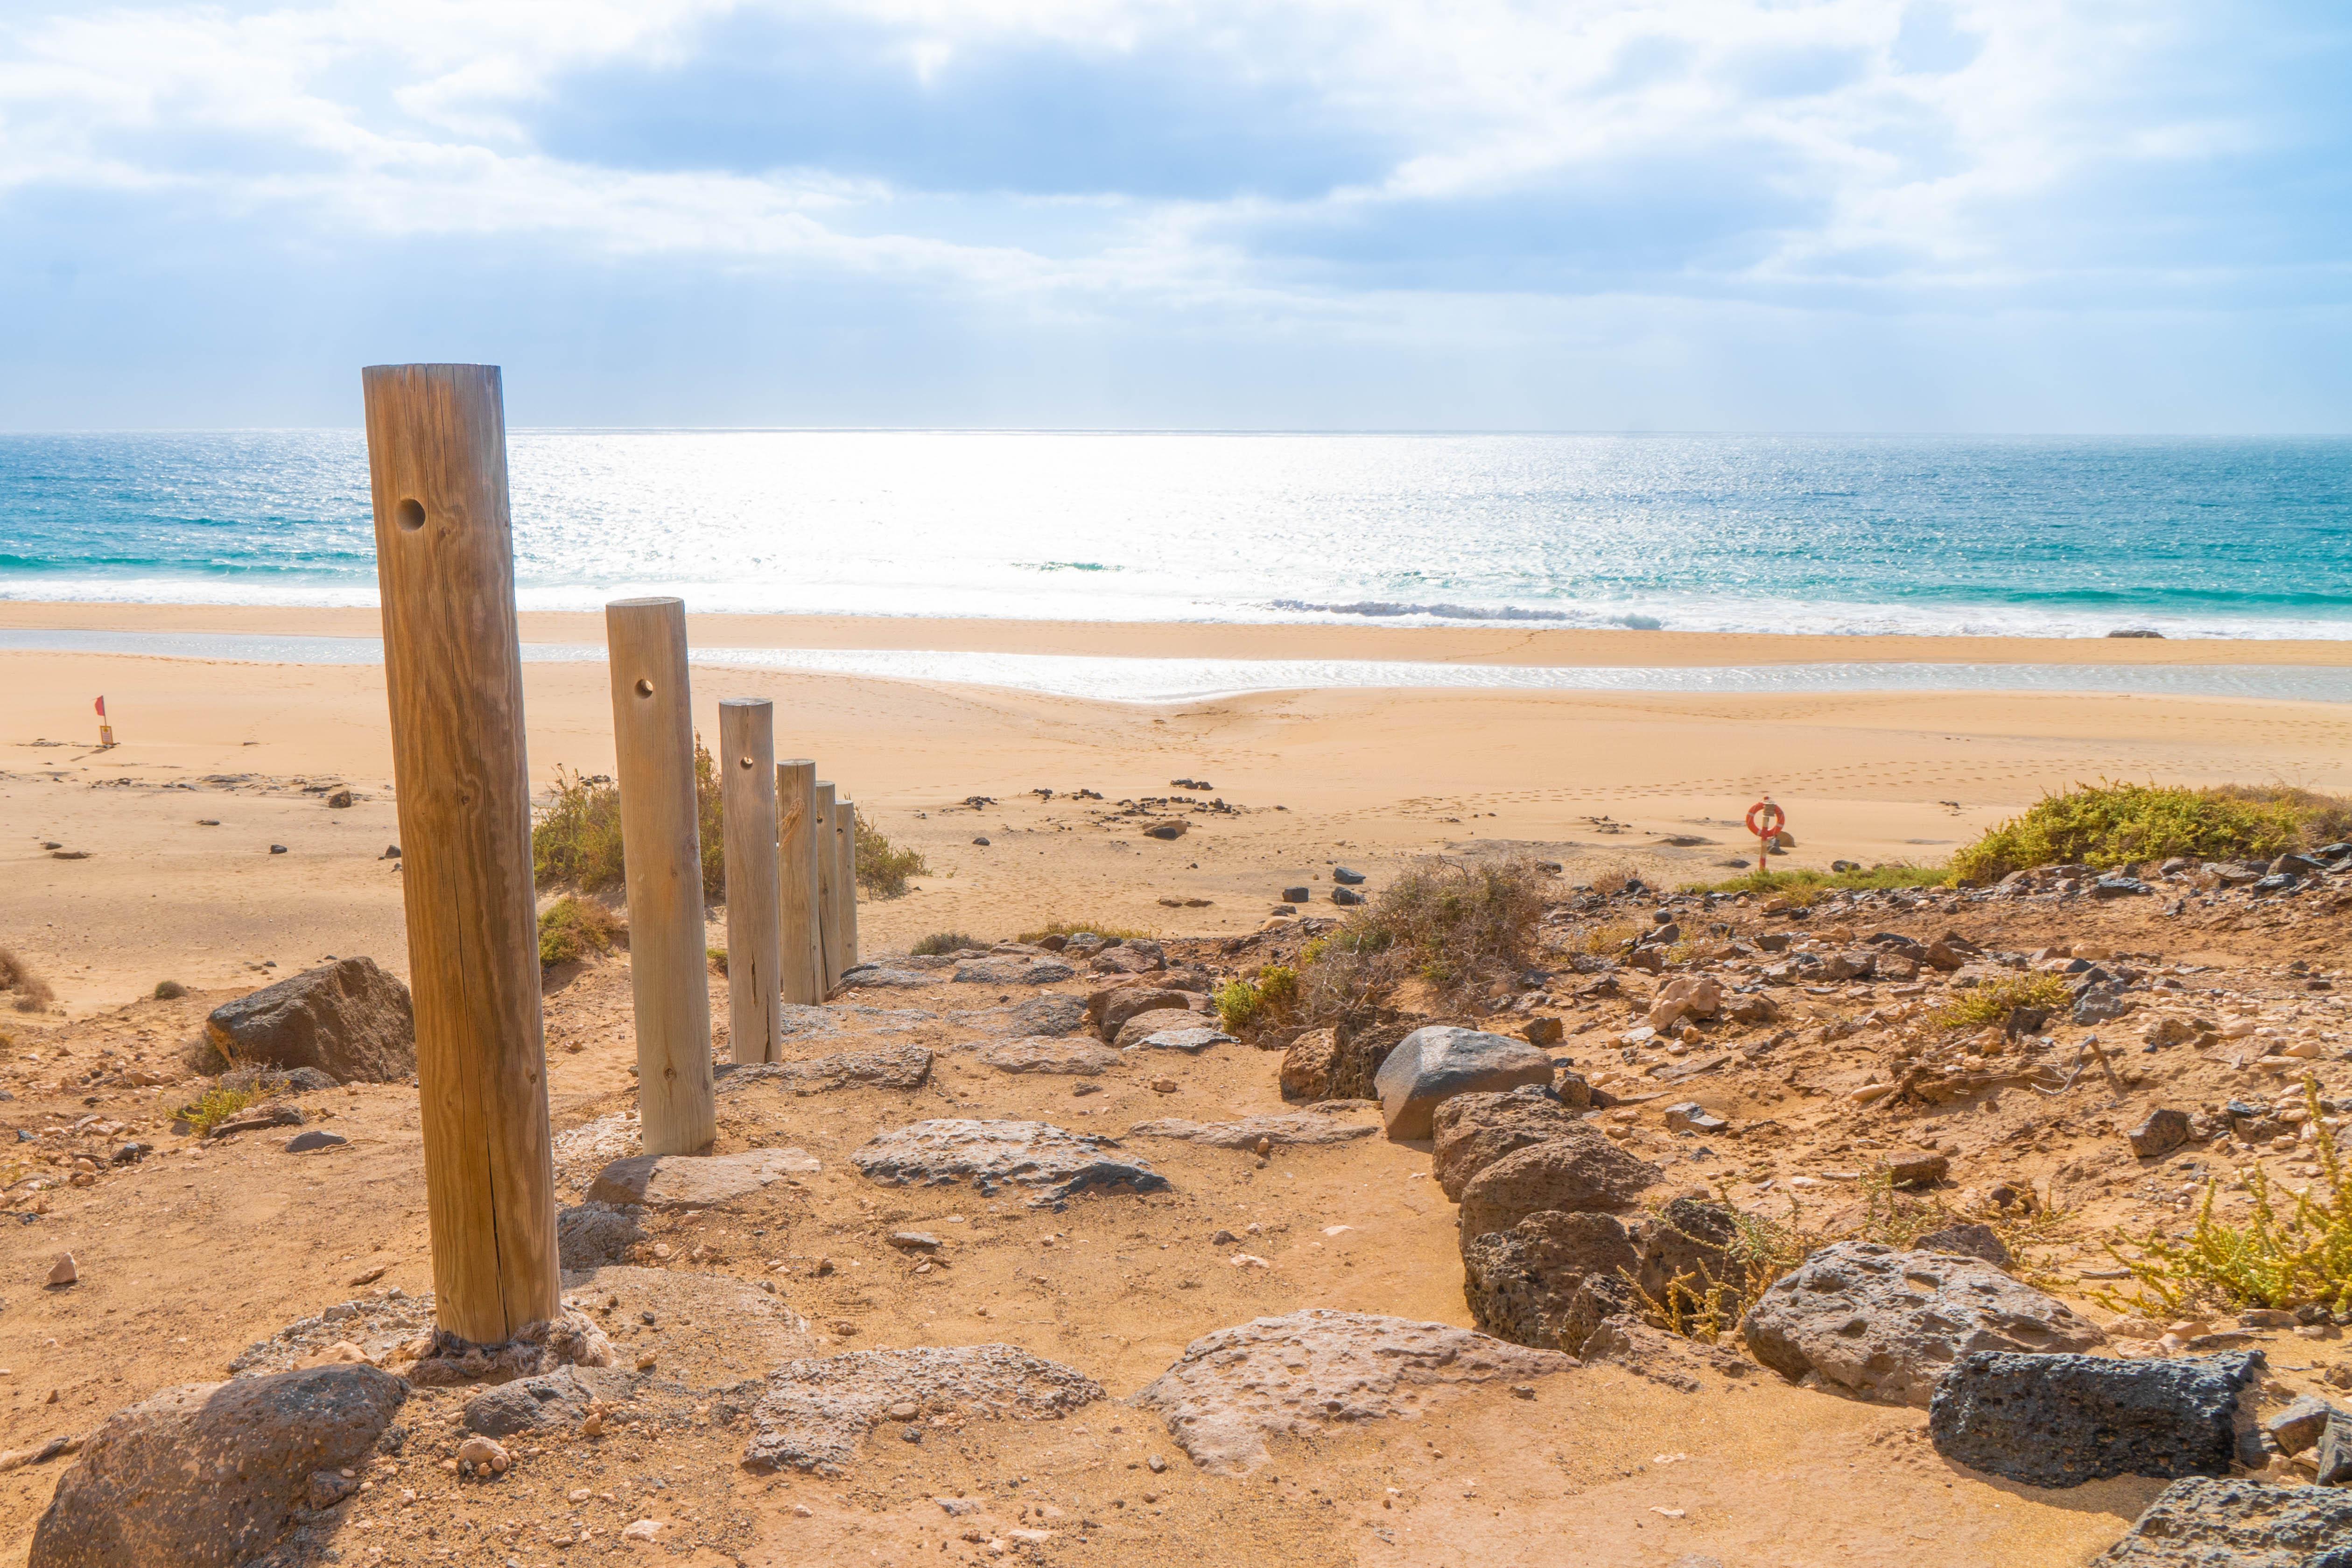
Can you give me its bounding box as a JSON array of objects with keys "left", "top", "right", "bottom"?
[{"left": 2, "top": 0, "right": 2348, "bottom": 431}]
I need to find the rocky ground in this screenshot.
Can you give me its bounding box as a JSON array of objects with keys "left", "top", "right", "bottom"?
[{"left": 4, "top": 851, "right": 2352, "bottom": 1566}]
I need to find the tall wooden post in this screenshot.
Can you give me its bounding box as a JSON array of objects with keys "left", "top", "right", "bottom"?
[
  {"left": 605, "top": 597, "right": 716, "bottom": 1153},
  {"left": 718, "top": 699, "right": 781, "bottom": 1064},
  {"left": 362, "top": 363, "right": 559, "bottom": 1344},
  {"left": 835, "top": 795, "right": 861, "bottom": 970},
  {"left": 776, "top": 759, "right": 821, "bottom": 1006},
  {"left": 813, "top": 781, "right": 839, "bottom": 993}
]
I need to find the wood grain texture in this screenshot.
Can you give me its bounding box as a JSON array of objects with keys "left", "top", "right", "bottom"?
[
  {"left": 605, "top": 596, "right": 716, "bottom": 1153},
  {"left": 718, "top": 698, "right": 781, "bottom": 1064},
  {"left": 361, "top": 363, "right": 560, "bottom": 1344},
  {"left": 813, "top": 781, "right": 838, "bottom": 993},
  {"left": 775, "top": 759, "right": 821, "bottom": 1005},
  {"left": 835, "top": 794, "right": 861, "bottom": 970}
]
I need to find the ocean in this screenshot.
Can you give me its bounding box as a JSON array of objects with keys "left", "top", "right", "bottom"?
[{"left": 1, "top": 431, "right": 2348, "bottom": 640}]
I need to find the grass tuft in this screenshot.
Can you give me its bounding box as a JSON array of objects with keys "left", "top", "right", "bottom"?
[
  {"left": 853, "top": 811, "right": 930, "bottom": 900},
  {"left": 174, "top": 1083, "right": 267, "bottom": 1136},
  {"left": 910, "top": 931, "right": 985, "bottom": 957},
  {"left": 1216, "top": 965, "right": 1299, "bottom": 1035},
  {"left": 2091, "top": 1076, "right": 2352, "bottom": 1315},
  {"left": 1949, "top": 780, "right": 2350, "bottom": 883},
  {"left": 0, "top": 947, "right": 55, "bottom": 1013},
  {"left": 1932, "top": 972, "right": 2072, "bottom": 1031},
  {"left": 538, "top": 895, "right": 624, "bottom": 969},
  {"left": 1015, "top": 919, "right": 1159, "bottom": 943}
]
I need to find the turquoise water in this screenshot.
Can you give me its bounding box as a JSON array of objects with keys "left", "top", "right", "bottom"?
[{"left": 1, "top": 431, "right": 2347, "bottom": 637}]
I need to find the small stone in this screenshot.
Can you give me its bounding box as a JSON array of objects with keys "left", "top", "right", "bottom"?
[
  {"left": 620, "top": 1519, "right": 663, "bottom": 1540},
  {"left": 1661, "top": 1103, "right": 1728, "bottom": 1136},
  {"left": 46, "top": 1254, "right": 77, "bottom": 1287},
  {"left": 286, "top": 1130, "right": 350, "bottom": 1153},
  {"left": 2128, "top": 1108, "right": 2192, "bottom": 1160},
  {"left": 1282, "top": 887, "right": 1310, "bottom": 903},
  {"left": 1873, "top": 1150, "right": 1950, "bottom": 1188},
  {"left": 2266, "top": 1396, "right": 2343, "bottom": 1456},
  {"left": 1521, "top": 1017, "right": 1564, "bottom": 1048},
  {"left": 1150, "top": 1077, "right": 1179, "bottom": 1094},
  {"left": 1146, "top": 1454, "right": 1167, "bottom": 1472},
  {"left": 888, "top": 1232, "right": 943, "bottom": 1252},
  {"left": 900, "top": 1425, "right": 923, "bottom": 1442},
  {"left": 455, "top": 1435, "right": 509, "bottom": 1476}
]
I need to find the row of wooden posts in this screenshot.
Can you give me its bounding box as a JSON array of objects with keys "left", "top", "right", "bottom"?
[
  {"left": 610, "top": 593, "right": 861, "bottom": 1159},
  {"left": 362, "top": 362, "right": 863, "bottom": 1347}
]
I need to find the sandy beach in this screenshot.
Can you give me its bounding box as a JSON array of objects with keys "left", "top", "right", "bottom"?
[{"left": 8, "top": 605, "right": 2352, "bottom": 1013}]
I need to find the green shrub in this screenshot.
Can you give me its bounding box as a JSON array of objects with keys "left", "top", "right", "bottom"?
[
  {"left": 708, "top": 946, "right": 728, "bottom": 975},
  {"left": 1933, "top": 972, "right": 2072, "bottom": 1031},
  {"left": 173, "top": 1083, "right": 267, "bottom": 1136},
  {"left": 1217, "top": 965, "right": 1299, "bottom": 1034},
  {"left": 854, "top": 811, "right": 930, "bottom": 899},
  {"left": 2093, "top": 1077, "right": 2352, "bottom": 1314},
  {"left": 1950, "top": 780, "right": 2338, "bottom": 883},
  {"left": 911, "top": 931, "right": 984, "bottom": 956},
  {"left": 537, "top": 895, "right": 623, "bottom": 968},
  {"left": 533, "top": 742, "right": 726, "bottom": 901}
]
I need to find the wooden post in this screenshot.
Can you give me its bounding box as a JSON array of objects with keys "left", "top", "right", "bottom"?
[
  {"left": 835, "top": 795, "right": 861, "bottom": 970},
  {"left": 718, "top": 699, "right": 781, "bottom": 1065},
  {"left": 605, "top": 597, "right": 716, "bottom": 1154},
  {"left": 813, "top": 781, "right": 839, "bottom": 993},
  {"left": 362, "top": 363, "right": 559, "bottom": 1344},
  {"left": 776, "top": 759, "right": 821, "bottom": 1006}
]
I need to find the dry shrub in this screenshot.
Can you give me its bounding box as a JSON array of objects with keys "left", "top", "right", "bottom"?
[
  {"left": 911, "top": 931, "right": 986, "bottom": 956},
  {"left": 1586, "top": 862, "right": 1639, "bottom": 897},
  {"left": 533, "top": 740, "right": 725, "bottom": 902},
  {"left": 854, "top": 811, "right": 930, "bottom": 899},
  {"left": 1015, "top": 919, "right": 1158, "bottom": 942},
  {"left": 538, "top": 895, "right": 624, "bottom": 968},
  {"left": 0, "top": 948, "right": 54, "bottom": 1013}
]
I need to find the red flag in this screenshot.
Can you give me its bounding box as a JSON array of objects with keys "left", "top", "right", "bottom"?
[{"left": 94, "top": 696, "right": 106, "bottom": 718}]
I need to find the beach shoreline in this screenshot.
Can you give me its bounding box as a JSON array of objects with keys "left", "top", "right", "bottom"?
[{"left": 4, "top": 598, "right": 2351, "bottom": 668}]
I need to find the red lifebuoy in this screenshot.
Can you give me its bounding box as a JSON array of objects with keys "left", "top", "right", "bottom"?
[{"left": 1746, "top": 800, "right": 1786, "bottom": 839}]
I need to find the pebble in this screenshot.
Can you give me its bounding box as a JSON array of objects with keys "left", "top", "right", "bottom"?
[
  {"left": 46, "top": 1254, "right": 76, "bottom": 1287},
  {"left": 456, "top": 1435, "right": 510, "bottom": 1475},
  {"left": 620, "top": 1519, "right": 663, "bottom": 1541}
]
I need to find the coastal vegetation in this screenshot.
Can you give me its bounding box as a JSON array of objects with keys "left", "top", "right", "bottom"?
[
  {"left": 1948, "top": 780, "right": 2352, "bottom": 883},
  {"left": 853, "top": 812, "right": 929, "bottom": 899}
]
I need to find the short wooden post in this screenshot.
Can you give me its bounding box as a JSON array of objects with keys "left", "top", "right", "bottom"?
[
  {"left": 813, "top": 781, "right": 839, "bottom": 993},
  {"left": 605, "top": 597, "right": 716, "bottom": 1153},
  {"left": 362, "top": 363, "right": 559, "bottom": 1344},
  {"left": 776, "top": 759, "right": 821, "bottom": 1006},
  {"left": 835, "top": 795, "right": 862, "bottom": 970},
  {"left": 718, "top": 699, "right": 781, "bottom": 1065}
]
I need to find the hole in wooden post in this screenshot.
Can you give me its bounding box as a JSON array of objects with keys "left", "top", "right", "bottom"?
[
  {"left": 739, "top": 755, "right": 754, "bottom": 769},
  {"left": 635, "top": 678, "right": 654, "bottom": 698},
  {"left": 395, "top": 498, "right": 425, "bottom": 532}
]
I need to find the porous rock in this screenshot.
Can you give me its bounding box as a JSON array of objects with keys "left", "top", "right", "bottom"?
[
  {"left": 1373, "top": 1026, "right": 1556, "bottom": 1141},
  {"left": 556, "top": 1202, "right": 647, "bottom": 1269},
  {"left": 1929, "top": 1351, "right": 2262, "bottom": 1487},
  {"left": 1461, "top": 1210, "right": 1637, "bottom": 1349},
  {"left": 200, "top": 957, "right": 414, "bottom": 1083},
  {"left": 28, "top": 1364, "right": 406, "bottom": 1568},
  {"left": 1131, "top": 1308, "right": 1573, "bottom": 1474},
  {"left": 851, "top": 1119, "right": 1168, "bottom": 1203},
  {"left": 1455, "top": 1129, "right": 1661, "bottom": 1243},
  {"left": 1125, "top": 1025, "right": 1235, "bottom": 1054},
  {"left": 1278, "top": 1027, "right": 1341, "bottom": 1101},
  {"left": 585, "top": 1146, "right": 820, "bottom": 1211},
  {"left": 462, "top": 1366, "right": 626, "bottom": 1437},
  {"left": 1096, "top": 987, "right": 1195, "bottom": 1042},
  {"left": 1430, "top": 1085, "right": 1588, "bottom": 1201},
  {"left": 979, "top": 1037, "right": 1121, "bottom": 1076},
  {"left": 1003, "top": 993, "right": 1088, "bottom": 1037},
  {"left": 1125, "top": 1111, "right": 1376, "bottom": 1149},
  {"left": 1911, "top": 1222, "right": 2012, "bottom": 1268},
  {"left": 1560, "top": 1273, "right": 1639, "bottom": 1357},
  {"left": 1743, "top": 1241, "right": 2106, "bottom": 1407},
  {"left": 1646, "top": 976, "right": 1723, "bottom": 1032},
  {"left": 2128, "top": 1108, "right": 2193, "bottom": 1160},
  {"left": 744, "top": 1345, "right": 1102, "bottom": 1475},
  {"left": 2090, "top": 1478, "right": 2352, "bottom": 1567},
  {"left": 953, "top": 956, "right": 1076, "bottom": 986},
  {"left": 1635, "top": 1196, "right": 1739, "bottom": 1304}
]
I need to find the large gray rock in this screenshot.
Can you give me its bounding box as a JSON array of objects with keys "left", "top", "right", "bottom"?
[
  {"left": 201, "top": 957, "right": 414, "bottom": 1083},
  {"left": 461, "top": 1366, "right": 628, "bottom": 1436},
  {"left": 1455, "top": 1128, "right": 1661, "bottom": 1243},
  {"left": 1095, "top": 987, "right": 1195, "bottom": 1042},
  {"left": 1111, "top": 1008, "right": 1208, "bottom": 1050},
  {"left": 1928, "top": 1351, "right": 2259, "bottom": 1487},
  {"left": 1430, "top": 1086, "right": 1588, "bottom": 1200},
  {"left": 1373, "top": 1026, "right": 1555, "bottom": 1140},
  {"left": 743, "top": 1345, "right": 1102, "bottom": 1475},
  {"left": 1461, "top": 1210, "right": 1638, "bottom": 1350},
  {"left": 2092, "top": 1479, "right": 2352, "bottom": 1567},
  {"left": 851, "top": 1119, "right": 1168, "bottom": 1204},
  {"left": 585, "top": 1146, "right": 820, "bottom": 1210},
  {"left": 28, "top": 1364, "right": 407, "bottom": 1568},
  {"left": 1131, "top": 1308, "right": 1573, "bottom": 1474},
  {"left": 1743, "top": 1241, "right": 2106, "bottom": 1406},
  {"left": 978, "top": 1037, "right": 1121, "bottom": 1076},
  {"left": 1125, "top": 1024, "right": 1234, "bottom": 1054},
  {"left": 953, "top": 956, "right": 1076, "bottom": 986},
  {"left": 713, "top": 1046, "right": 934, "bottom": 1095},
  {"left": 1124, "top": 1111, "right": 1377, "bottom": 1149}
]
